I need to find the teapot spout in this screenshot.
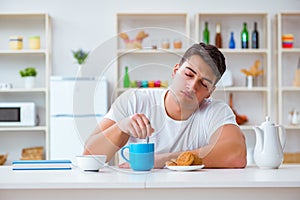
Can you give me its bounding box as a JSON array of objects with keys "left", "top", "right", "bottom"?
[{"left": 253, "top": 126, "right": 264, "bottom": 153}]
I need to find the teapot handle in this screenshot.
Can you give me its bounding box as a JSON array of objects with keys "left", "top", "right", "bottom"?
[{"left": 276, "top": 125, "right": 286, "bottom": 149}]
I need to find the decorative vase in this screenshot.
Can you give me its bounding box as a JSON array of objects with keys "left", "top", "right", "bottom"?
[
  {"left": 24, "top": 76, "right": 35, "bottom": 89},
  {"left": 76, "top": 64, "right": 83, "bottom": 77}
]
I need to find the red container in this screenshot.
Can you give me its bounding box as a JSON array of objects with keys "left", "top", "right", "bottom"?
[
  {"left": 282, "top": 34, "right": 294, "bottom": 48},
  {"left": 282, "top": 42, "right": 293, "bottom": 48}
]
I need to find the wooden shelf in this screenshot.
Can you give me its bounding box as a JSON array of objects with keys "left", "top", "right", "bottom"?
[
  {"left": 283, "top": 125, "right": 300, "bottom": 130},
  {"left": 116, "top": 12, "right": 190, "bottom": 100},
  {"left": 215, "top": 86, "right": 268, "bottom": 92},
  {"left": 0, "top": 88, "right": 47, "bottom": 93},
  {"left": 220, "top": 48, "right": 269, "bottom": 54},
  {"left": 277, "top": 12, "right": 300, "bottom": 127},
  {"left": 196, "top": 12, "right": 271, "bottom": 129},
  {"left": 0, "top": 49, "right": 47, "bottom": 54},
  {"left": 0, "top": 126, "right": 47, "bottom": 132},
  {"left": 117, "top": 49, "right": 185, "bottom": 55},
  {"left": 116, "top": 87, "right": 167, "bottom": 93},
  {"left": 0, "top": 13, "right": 51, "bottom": 160},
  {"left": 280, "top": 87, "right": 300, "bottom": 92},
  {"left": 280, "top": 48, "right": 300, "bottom": 53},
  {"left": 240, "top": 125, "right": 256, "bottom": 131}
]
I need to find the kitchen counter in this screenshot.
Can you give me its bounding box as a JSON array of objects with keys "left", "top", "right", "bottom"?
[{"left": 0, "top": 164, "right": 300, "bottom": 200}]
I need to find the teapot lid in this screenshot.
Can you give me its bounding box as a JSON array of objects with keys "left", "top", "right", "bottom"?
[{"left": 260, "top": 116, "right": 274, "bottom": 128}]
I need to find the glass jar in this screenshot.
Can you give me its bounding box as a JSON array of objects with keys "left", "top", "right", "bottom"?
[
  {"left": 161, "top": 39, "right": 170, "bottom": 49},
  {"left": 29, "top": 36, "right": 41, "bottom": 50},
  {"left": 9, "top": 36, "right": 23, "bottom": 50},
  {"left": 173, "top": 39, "right": 182, "bottom": 49}
]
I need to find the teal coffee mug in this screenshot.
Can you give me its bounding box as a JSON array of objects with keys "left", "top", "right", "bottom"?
[{"left": 120, "top": 143, "right": 154, "bottom": 171}]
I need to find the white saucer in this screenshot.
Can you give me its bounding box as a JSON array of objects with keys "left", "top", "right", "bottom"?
[{"left": 165, "top": 165, "right": 205, "bottom": 171}]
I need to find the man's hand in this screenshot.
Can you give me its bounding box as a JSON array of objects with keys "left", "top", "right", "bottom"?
[{"left": 116, "top": 114, "right": 155, "bottom": 139}]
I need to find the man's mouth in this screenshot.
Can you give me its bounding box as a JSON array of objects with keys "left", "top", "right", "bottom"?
[{"left": 180, "top": 90, "right": 194, "bottom": 100}]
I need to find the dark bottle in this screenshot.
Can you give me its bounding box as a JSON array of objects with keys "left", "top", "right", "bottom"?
[
  {"left": 215, "top": 23, "right": 222, "bottom": 48},
  {"left": 251, "top": 22, "right": 259, "bottom": 49},
  {"left": 203, "top": 21, "right": 210, "bottom": 44},
  {"left": 241, "top": 22, "right": 249, "bottom": 49},
  {"left": 123, "top": 66, "right": 130, "bottom": 88},
  {"left": 229, "top": 32, "right": 236, "bottom": 49}
]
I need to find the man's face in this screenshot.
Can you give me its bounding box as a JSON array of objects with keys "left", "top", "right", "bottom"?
[{"left": 170, "top": 54, "right": 217, "bottom": 110}]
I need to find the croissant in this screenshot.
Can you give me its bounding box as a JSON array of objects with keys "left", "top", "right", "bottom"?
[{"left": 165, "top": 151, "right": 203, "bottom": 166}]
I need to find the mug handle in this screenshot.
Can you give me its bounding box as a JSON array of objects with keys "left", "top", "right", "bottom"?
[{"left": 120, "top": 146, "right": 130, "bottom": 163}]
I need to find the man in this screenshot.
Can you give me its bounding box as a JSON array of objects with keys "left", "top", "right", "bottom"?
[{"left": 84, "top": 43, "right": 247, "bottom": 168}]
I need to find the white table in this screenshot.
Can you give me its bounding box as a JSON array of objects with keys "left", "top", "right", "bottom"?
[{"left": 0, "top": 164, "right": 300, "bottom": 200}]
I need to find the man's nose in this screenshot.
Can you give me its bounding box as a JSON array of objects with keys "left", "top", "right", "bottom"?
[{"left": 187, "top": 79, "right": 198, "bottom": 92}]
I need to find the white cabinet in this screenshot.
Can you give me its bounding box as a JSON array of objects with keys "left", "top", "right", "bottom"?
[
  {"left": 277, "top": 12, "right": 300, "bottom": 153},
  {"left": 195, "top": 12, "right": 271, "bottom": 130},
  {"left": 116, "top": 13, "right": 190, "bottom": 98},
  {"left": 0, "top": 13, "right": 51, "bottom": 163}
]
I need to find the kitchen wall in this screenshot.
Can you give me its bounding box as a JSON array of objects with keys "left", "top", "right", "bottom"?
[{"left": 1, "top": 0, "right": 300, "bottom": 106}]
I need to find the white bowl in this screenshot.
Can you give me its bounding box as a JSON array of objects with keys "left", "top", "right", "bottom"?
[{"left": 76, "top": 155, "right": 107, "bottom": 172}]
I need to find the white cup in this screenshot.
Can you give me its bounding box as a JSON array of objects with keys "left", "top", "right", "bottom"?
[{"left": 76, "top": 155, "right": 107, "bottom": 172}]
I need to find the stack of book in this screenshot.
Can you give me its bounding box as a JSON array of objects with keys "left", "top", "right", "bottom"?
[{"left": 12, "top": 159, "right": 72, "bottom": 170}]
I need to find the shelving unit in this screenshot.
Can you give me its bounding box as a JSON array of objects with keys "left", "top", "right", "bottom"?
[
  {"left": 0, "top": 13, "right": 51, "bottom": 163},
  {"left": 115, "top": 12, "right": 190, "bottom": 98},
  {"left": 277, "top": 12, "right": 300, "bottom": 153},
  {"left": 195, "top": 12, "right": 271, "bottom": 130}
]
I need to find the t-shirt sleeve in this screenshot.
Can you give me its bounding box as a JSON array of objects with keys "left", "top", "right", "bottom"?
[
  {"left": 207, "top": 101, "right": 238, "bottom": 137},
  {"left": 104, "top": 89, "right": 136, "bottom": 122}
]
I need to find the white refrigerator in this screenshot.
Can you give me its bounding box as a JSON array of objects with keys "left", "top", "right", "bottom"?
[{"left": 50, "top": 76, "right": 108, "bottom": 160}]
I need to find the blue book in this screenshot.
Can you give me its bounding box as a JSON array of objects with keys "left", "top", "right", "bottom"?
[
  {"left": 12, "top": 159, "right": 72, "bottom": 170},
  {"left": 12, "top": 159, "right": 72, "bottom": 164}
]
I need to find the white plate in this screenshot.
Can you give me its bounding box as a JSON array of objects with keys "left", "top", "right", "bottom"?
[{"left": 165, "top": 165, "right": 205, "bottom": 171}]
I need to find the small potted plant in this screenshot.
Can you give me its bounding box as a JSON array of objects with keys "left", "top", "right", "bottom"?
[
  {"left": 19, "top": 67, "right": 37, "bottom": 89},
  {"left": 72, "top": 48, "right": 89, "bottom": 65},
  {"left": 72, "top": 48, "right": 89, "bottom": 77}
]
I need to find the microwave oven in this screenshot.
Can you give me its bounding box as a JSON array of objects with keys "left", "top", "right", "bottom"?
[{"left": 0, "top": 102, "right": 37, "bottom": 126}]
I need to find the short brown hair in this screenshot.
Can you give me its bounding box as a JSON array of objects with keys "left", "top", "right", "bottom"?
[{"left": 179, "top": 43, "right": 226, "bottom": 84}]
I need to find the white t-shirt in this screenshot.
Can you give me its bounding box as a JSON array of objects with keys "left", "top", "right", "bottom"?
[{"left": 104, "top": 88, "right": 237, "bottom": 154}]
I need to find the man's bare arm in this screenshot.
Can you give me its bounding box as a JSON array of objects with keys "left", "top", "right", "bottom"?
[
  {"left": 154, "top": 124, "right": 247, "bottom": 169},
  {"left": 83, "top": 118, "right": 129, "bottom": 162},
  {"left": 193, "top": 124, "right": 247, "bottom": 168}
]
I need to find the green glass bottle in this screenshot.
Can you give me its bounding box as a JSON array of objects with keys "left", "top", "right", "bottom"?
[
  {"left": 241, "top": 22, "right": 249, "bottom": 49},
  {"left": 203, "top": 21, "right": 210, "bottom": 44},
  {"left": 123, "top": 66, "right": 130, "bottom": 88}
]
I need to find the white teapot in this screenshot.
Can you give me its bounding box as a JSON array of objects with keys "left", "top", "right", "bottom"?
[{"left": 253, "top": 116, "right": 286, "bottom": 169}]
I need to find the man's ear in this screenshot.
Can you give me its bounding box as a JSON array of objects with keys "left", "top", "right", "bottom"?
[{"left": 172, "top": 64, "right": 180, "bottom": 78}]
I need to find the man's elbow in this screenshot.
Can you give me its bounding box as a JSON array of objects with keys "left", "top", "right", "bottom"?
[
  {"left": 82, "top": 139, "right": 94, "bottom": 155},
  {"left": 82, "top": 148, "right": 91, "bottom": 155},
  {"left": 227, "top": 146, "right": 247, "bottom": 168},
  {"left": 229, "top": 154, "right": 247, "bottom": 168}
]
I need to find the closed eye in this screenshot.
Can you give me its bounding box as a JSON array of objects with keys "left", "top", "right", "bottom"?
[
  {"left": 200, "top": 80, "right": 208, "bottom": 88},
  {"left": 185, "top": 72, "right": 193, "bottom": 77}
]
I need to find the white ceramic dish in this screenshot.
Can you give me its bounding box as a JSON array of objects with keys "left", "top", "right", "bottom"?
[
  {"left": 76, "top": 155, "right": 107, "bottom": 172},
  {"left": 165, "top": 165, "right": 205, "bottom": 171}
]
